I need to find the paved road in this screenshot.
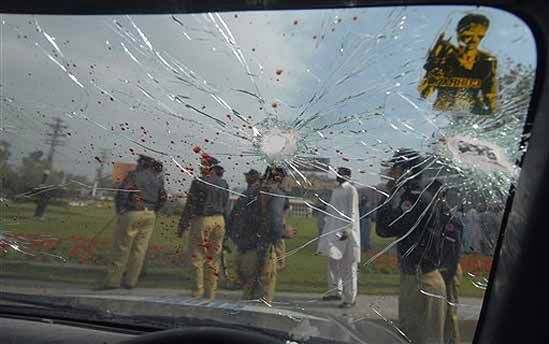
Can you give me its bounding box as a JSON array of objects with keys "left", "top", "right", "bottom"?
[{"left": 0, "top": 277, "right": 483, "bottom": 321}]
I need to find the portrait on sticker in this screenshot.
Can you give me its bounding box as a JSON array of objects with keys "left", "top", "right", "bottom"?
[{"left": 419, "top": 13, "right": 498, "bottom": 115}]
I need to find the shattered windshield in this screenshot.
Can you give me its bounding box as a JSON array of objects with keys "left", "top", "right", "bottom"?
[{"left": 0, "top": 5, "right": 537, "bottom": 344}]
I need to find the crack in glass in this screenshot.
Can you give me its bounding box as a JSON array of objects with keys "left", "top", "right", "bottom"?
[{"left": 0, "top": 6, "right": 536, "bottom": 343}]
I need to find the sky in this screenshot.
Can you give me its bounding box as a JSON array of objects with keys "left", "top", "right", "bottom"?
[{"left": 0, "top": 5, "right": 537, "bottom": 194}]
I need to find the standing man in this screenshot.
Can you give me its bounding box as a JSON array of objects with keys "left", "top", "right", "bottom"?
[
  {"left": 227, "top": 169, "right": 261, "bottom": 250},
  {"left": 429, "top": 186, "right": 464, "bottom": 344},
  {"left": 376, "top": 148, "right": 448, "bottom": 344},
  {"left": 274, "top": 175, "right": 292, "bottom": 272},
  {"left": 419, "top": 14, "right": 497, "bottom": 115},
  {"left": 478, "top": 203, "right": 502, "bottom": 256},
  {"left": 359, "top": 192, "right": 372, "bottom": 253},
  {"left": 228, "top": 168, "right": 261, "bottom": 268},
  {"left": 314, "top": 199, "right": 328, "bottom": 237},
  {"left": 237, "top": 166, "right": 296, "bottom": 303},
  {"left": 179, "top": 157, "right": 229, "bottom": 301},
  {"left": 223, "top": 169, "right": 261, "bottom": 288},
  {"left": 102, "top": 155, "right": 167, "bottom": 289},
  {"left": 464, "top": 207, "right": 482, "bottom": 253},
  {"left": 317, "top": 167, "right": 361, "bottom": 308},
  {"left": 178, "top": 155, "right": 212, "bottom": 265}
]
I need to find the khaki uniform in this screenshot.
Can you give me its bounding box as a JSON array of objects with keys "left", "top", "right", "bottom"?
[
  {"left": 104, "top": 209, "right": 156, "bottom": 288},
  {"left": 399, "top": 270, "right": 447, "bottom": 344},
  {"left": 189, "top": 215, "right": 225, "bottom": 299},
  {"left": 237, "top": 245, "right": 277, "bottom": 303},
  {"left": 275, "top": 199, "right": 289, "bottom": 271},
  {"left": 274, "top": 239, "right": 286, "bottom": 271},
  {"left": 229, "top": 177, "right": 289, "bottom": 304},
  {"left": 221, "top": 238, "right": 240, "bottom": 285}
]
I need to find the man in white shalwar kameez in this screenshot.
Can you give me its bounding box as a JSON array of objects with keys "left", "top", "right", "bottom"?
[{"left": 317, "top": 167, "right": 361, "bottom": 308}]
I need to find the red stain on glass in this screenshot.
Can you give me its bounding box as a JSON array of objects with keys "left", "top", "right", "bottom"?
[
  {"left": 271, "top": 102, "right": 278, "bottom": 108},
  {"left": 193, "top": 146, "right": 202, "bottom": 154}
]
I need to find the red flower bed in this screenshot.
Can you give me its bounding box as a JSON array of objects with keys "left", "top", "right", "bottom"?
[{"left": 364, "top": 251, "right": 493, "bottom": 275}]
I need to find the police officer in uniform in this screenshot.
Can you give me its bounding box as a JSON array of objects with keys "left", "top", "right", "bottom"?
[
  {"left": 377, "top": 149, "right": 450, "bottom": 344},
  {"left": 102, "top": 154, "right": 167, "bottom": 289},
  {"left": 436, "top": 192, "right": 464, "bottom": 344},
  {"left": 228, "top": 169, "right": 262, "bottom": 291},
  {"left": 179, "top": 157, "right": 229, "bottom": 300},
  {"left": 419, "top": 14, "right": 497, "bottom": 115},
  {"left": 224, "top": 169, "right": 261, "bottom": 288},
  {"left": 236, "top": 166, "right": 296, "bottom": 303}
]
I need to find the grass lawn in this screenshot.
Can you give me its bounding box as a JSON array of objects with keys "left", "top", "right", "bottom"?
[{"left": 1, "top": 202, "right": 486, "bottom": 297}]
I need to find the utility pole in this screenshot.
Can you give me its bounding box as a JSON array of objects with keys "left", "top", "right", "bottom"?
[
  {"left": 44, "top": 117, "right": 68, "bottom": 170},
  {"left": 92, "top": 149, "right": 110, "bottom": 198},
  {"left": 34, "top": 117, "right": 68, "bottom": 219}
]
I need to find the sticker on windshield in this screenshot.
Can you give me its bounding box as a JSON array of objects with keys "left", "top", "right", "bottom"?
[
  {"left": 442, "top": 135, "right": 515, "bottom": 175},
  {"left": 418, "top": 13, "right": 498, "bottom": 115}
]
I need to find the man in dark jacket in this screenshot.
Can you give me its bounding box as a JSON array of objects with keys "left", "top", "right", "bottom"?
[
  {"left": 226, "top": 169, "right": 261, "bottom": 252},
  {"left": 436, "top": 194, "right": 464, "bottom": 344},
  {"left": 237, "top": 166, "right": 296, "bottom": 303},
  {"left": 359, "top": 192, "right": 372, "bottom": 253},
  {"left": 179, "top": 156, "right": 230, "bottom": 300},
  {"left": 222, "top": 169, "right": 261, "bottom": 288},
  {"left": 377, "top": 149, "right": 451, "bottom": 344},
  {"left": 103, "top": 154, "right": 166, "bottom": 289}
]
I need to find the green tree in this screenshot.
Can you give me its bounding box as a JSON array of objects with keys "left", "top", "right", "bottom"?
[
  {"left": 0, "top": 141, "right": 10, "bottom": 164},
  {"left": 0, "top": 141, "right": 13, "bottom": 198},
  {"left": 11, "top": 150, "right": 63, "bottom": 197}
]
